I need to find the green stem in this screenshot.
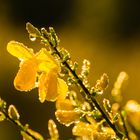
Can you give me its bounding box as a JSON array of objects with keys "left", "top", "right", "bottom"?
[
  {"left": 65, "top": 60, "right": 124, "bottom": 139},
  {"left": 2, "top": 110, "right": 38, "bottom": 140},
  {"left": 47, "top": 42, "right": 124, "bottom": 139},
  {"left": 120, "top": 111, "right": 130, "bottom": 139}
]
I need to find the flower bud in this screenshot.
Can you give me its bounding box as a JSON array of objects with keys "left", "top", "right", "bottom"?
[
  {"left": 26, "top": 22, "right": 41, "bottom": 38},
  {"left": 48, "top": 119, "right": 59, "bottom": 139},
  {"left": 95, "top": 73, "right": 109, "bottom": 92},
  {"left": 8, "top": 105, "right": 20, "bottom": 120},
  {"left": 55, "top": 110, "right": 81, "bottom": 126}
]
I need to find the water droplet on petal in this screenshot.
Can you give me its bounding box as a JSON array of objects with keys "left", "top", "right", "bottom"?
[{"left": 29, "top": 35, "right": 36, "bottom": 41}]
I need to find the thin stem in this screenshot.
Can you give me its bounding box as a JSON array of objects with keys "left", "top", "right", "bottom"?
[
  {"left": 65, "top": 59, "right": 124, "bottom": 139},
  {"left": 47, "top": 41, "right": 124, "bottom": 139},
  {"left": 120, "top": 111, "right": 130, "bottom": 139},
  {"left": 2, "top": 110, "right": 38, "bottom": 140}
]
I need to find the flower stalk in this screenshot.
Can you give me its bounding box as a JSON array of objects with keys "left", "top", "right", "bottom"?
[
  {"left": 38, "top": 25, "right": 125, "bottom": 139},
  {"left": 1, "top": 110, "right": 39, "bottom": 140},
  {"left": 4, "top": 22, "right": 135, "bottom": 140}
]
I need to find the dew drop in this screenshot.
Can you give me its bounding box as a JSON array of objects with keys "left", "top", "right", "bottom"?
[{"left": 29, "top": 35, "right": 36, "bottom": 41}]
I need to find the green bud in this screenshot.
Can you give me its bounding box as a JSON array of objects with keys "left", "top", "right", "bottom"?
[
  {"left": 113, "top": 113, "right": 119, "bottom": 123},
  {"left": 48, "top": 119, "right": 59, "bottom": 139},
  {"left": 103, "top": 99, "right": 111, "bottom": 113},
  {"left": 95, "top": 73, "right": 109, "bottom": 92},
  {"left": 73, "top": 61, "right": 78, "bottom": 71},
  {"left": 26, "top": 22, "right": 41, "bottom": 38},
  {"left": 8, "top": 105, "right": 20, "bottom": 120}
]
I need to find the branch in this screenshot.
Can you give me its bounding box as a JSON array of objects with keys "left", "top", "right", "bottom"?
[{"left": 40, "top": 28, "right": 124, "bottom": 139}]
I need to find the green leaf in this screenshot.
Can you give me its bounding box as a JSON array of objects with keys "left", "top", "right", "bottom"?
[
  {"left": 103, "top": 99, "right": 111, "bottom": 113},
  {"left": 26, "top": 22, "right": 41, "bottom": 38},
  {"left": 113, "top": 113, "right": 119, "bottom": 123}
]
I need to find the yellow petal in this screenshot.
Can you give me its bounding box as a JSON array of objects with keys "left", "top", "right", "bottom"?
[
  {"left": 7, "top": 41, "right": 34, "bottom": 60},
  {"left": 56, "top": 99, "right": 74, "bottom": 110},
  {"left": 102, "top": 127, "right": 115, "bottom": 136},
  {"left": 38, "top": 72, "right": 47, "bottom": 103},
  {"left": 45, "top": 71, "right": 58, "bottom": 101},
  {"left": 48, "top": 119, "right": 59, "bottom": 139},
  {"left": 14, "top": 58, "right": 37, "bottom": 91},
  {"left": 36, "top": 48, "right": 52, "bottom": 61},
  {"left": 57, "top": 78, "right": 68, "bottom": 100},
  {"left": 38, "top": 61, "right": 58, "bottom": 73},
  {"left": 55, "top": 110, "right": 80, "bottom": 126},
  {"left": 72, "top": 122, "right": 96, "bottom": 137},
  {"left": 92, "top": 131, "right": 114, "bottom": 140},
  {"left": 38, "top": 70, "right": 58, "bottom": 102},
  {"left": 36, "top": 48, "right": 60, "bottom": 72}
]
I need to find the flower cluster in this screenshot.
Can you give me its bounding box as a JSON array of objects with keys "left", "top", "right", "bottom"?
[
  {"left": 0, "top": 22, "right": 139, "bottom": 140},
  {"left": 7, "top": 41, "right": 68, "bottom": 103}
]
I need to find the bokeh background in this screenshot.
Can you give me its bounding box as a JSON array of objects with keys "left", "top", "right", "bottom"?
[{"left": 0, "top": 0, "right": 140, "bottom": 139}]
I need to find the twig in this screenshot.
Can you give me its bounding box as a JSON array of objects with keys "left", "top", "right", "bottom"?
[
  {"left": 2, "top": 110, "right": 38, "bottom": 140},
  {"left": 42, "top": 34, "right": 124, "bottom": 139},
  {"left": 120, "top": 111, "right": 130, "bottom": 139}
]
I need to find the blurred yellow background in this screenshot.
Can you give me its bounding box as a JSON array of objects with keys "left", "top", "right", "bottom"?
[{"left": 0, "top": 0, "right": 140, "bottom": 139}]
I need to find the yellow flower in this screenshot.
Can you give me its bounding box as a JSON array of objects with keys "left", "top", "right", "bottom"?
[
  {"left": 125, "top": 100, "right": 140, "bottom": 131},
  {"left": 73, "top": 121, "right": 115, "bottom": 140},
  {"left": 55, "top": 98, "right": 81, "bottom": 126},
  {"left": 48, "top": 119, "right": 59, "bottom": 140},
  {"left": 55, "top": 109, "right": 81, "bottom": 126},
  {"left": 56, "top": 99, "right": 74, "bottom": 110},
  {"left": 7, "top": 41, "right": 68, "bottom": 103},
  {"left": 72, "top": 121, "right": 97, "bottom": 137}
]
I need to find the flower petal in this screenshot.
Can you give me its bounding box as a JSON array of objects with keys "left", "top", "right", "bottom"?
[
  {"left": 55, "top": 110, "right": 80, "bottom": 126},
  {"left": 57, "top": 78, "right": 68, "bottom": 100},
  {"left": 14, "top": 58, "right": 37, "bottom": 91},
  {"left": 72, "top": 122, "right": 96, "bottom": 137},
  {"left": 48, "top": 119, "right": 59, "bottom": 139},
  {"left": 37, "top": 61, "right": 58, "bottom": 73},
  {"left": 36, "top": 48, "right": 52, "bottom": 61},
  {"left": 36, "top": 48, "right": 60, "bottom": 72},
  {"left": 38, "top": 72, "right": 47, "bottom": 103},
  {"left": 56, "top": 99, "right": 74, "bottom": 110},
  {"left": 38, "top": 70, "right": 58, "bottom": 102},
  {"left": 7, "top": 41, "right": 34, "bottom": 60}
]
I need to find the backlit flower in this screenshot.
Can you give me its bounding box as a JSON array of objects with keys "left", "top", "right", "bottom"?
[
  {"left": 7, "top": 41, "right": 68, "bottom": 103},
  {"left": 55, "top": 98, "right": 81, "bottom": 126},
  {"left": 73, "top": 121, "right": 115, "bottom": 140}
]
